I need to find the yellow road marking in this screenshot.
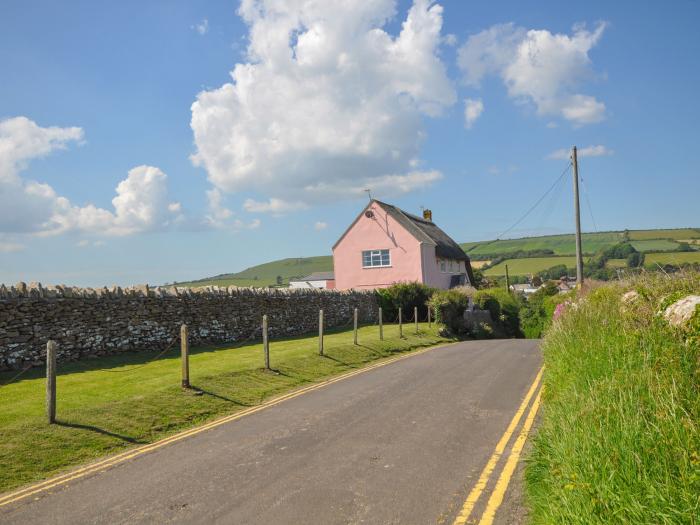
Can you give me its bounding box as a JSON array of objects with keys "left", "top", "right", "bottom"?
[
  {"left": 0, "top": 341, "right": 454, "bottom": 509},
  {"left": 479, "top": 387, "right": 542, "bottom": 525},
  {"left": 451, "top": 367, "right": 543, "bottom": 525}
]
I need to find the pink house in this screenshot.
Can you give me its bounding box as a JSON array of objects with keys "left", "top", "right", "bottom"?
[{"left": 332, "top": 200, "right": 474, "bottom": 290}]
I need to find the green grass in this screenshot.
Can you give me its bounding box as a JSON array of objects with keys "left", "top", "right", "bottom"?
[
  {"left": 630, "top": 239, "right": 680, "bottom": 252},
  {"left": 525, "top": 273, "right": 700, "bottom": 523},
  {"left": 173, "top": 256, "right": 333, "bottom": 288},
  {"left": 462, "top": 232, "right": 623, "bottom": 257},
  {"left": 645, "top": 251, "right": 700, "bottom": 266},
  {"left": 627, "top": 228, "right": 700, "bottom": 240},
  {"left": 0, "top": 323, "right": 450, "bottom": 493},
  {"left": 605, "top": 258, "right": 628, "bottom": 268},
  {"left": 483, "top": 256, "right": 577, "bottom": 276}
]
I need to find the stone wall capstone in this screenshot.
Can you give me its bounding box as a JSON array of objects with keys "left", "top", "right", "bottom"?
[{"left": 0, "top": 282, "right": 378, "bottom": 370}]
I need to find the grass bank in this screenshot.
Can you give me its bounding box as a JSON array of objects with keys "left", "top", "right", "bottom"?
[
  {"left": 0, "top": 322, "right": 450, "bottom": 493},
  {"left": 526, "top": 273, "right": 700, "bottom": 523}
]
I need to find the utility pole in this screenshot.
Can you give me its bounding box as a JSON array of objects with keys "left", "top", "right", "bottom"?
[
  {"left": 571, "top": 146, "right": 584, "bottom": 287},
  {"left": 505, "top": 264, "right": 511, "bottom": 294}
]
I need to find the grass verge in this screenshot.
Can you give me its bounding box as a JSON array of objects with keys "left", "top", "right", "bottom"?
[
  {"left": 525, "top": 272, "right": 700, "bottom": 523},
  {"left": 0, "top": 322, "right": 450, "bottom": 493}
]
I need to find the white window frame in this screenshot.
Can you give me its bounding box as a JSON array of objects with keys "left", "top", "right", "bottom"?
[
  {"left": 439, "top": 259, "right": 446, "bottom": 272},
  {"left": 362, "top": 249, "right": 391, "bottom": 268}
]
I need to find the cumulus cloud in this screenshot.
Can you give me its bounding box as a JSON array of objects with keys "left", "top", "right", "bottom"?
[
  {"left": 190, "top": 0, "right": 455, "bottom": 212},
  {"left": 314, "top": 221, "right": 328, "bottom": 231},
  {"left": 547, "top": 144, "right": 613, "bottom": 160},
  {"left": 463, "top": 98, "right": 484, "bottom": 128},
  {"left": 457, "top": 22, "right": 607, "bottom": 125},
  {"left": 0, "top": 117, "right": 182, "bottom": 236}
]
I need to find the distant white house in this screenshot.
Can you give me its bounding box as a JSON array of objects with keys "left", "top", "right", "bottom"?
[
  {"left": 289, "top": 272, "right": 336, "bottom": 289},
  {"left": 510, "top": 283, "right": 541, "bottom": 296}
]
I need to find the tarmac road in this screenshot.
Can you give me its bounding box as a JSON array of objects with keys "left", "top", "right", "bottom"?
[{"left": 0, "top": 339, "right": 542, "bottom": 525}]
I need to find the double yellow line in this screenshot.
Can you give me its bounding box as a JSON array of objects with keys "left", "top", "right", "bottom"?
[
  {"left": 452, "top": 366, "right": 543, "bottom": 525},
  {"left": 0, "top": 342, "right": 448, "bottom": 509}
]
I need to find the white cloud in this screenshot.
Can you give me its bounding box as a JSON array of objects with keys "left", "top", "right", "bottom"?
[
  {"left": 0, "top": 241, "right": 24, "bottom": 253},
  {"left": 458, "top": 22, "right": 607, "bottom": 125},
  {"left": 443, "top": 33, "right": 457, "bottom": 46},
  {"left": 194, "top": 19, "right": 209, "bottom": 35},
  {"left": 547, "top": 144, "right": 614, "bottom": 160},
  {"left": 243, "top": 198, "right": 308, "bottom": 214},
  {"left": 205, "top": 188, "right": 262, "bottom": 230},
  {"left": 314, "top": 221, "right": 328, "bottom": 231},
  {"left": 76, "top": 239, "right": 106, "bottom": 248},
  {"left": 0, "top": 117, "right": 182, "bottom": 236},
  {"left": 464, "top": 98, "right": 484, "bottom": 128},
  {"left": 190, "top": 0, "right": 454, "bottom": 210}
]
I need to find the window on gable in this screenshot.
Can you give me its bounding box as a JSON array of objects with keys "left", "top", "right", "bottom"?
[{"left": 362, "top": 249, "right": 391, "bottom": 268}]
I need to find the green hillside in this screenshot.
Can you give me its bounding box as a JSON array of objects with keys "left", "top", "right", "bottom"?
[
  {"left": 174, "top": 256, "right": 333, "bottom": 288},
  {"left": 460, "top": 228, "right": 700, "bottom": 258},
  {"left": 174, "top": 228, "right": 699, "bottom": 288}
]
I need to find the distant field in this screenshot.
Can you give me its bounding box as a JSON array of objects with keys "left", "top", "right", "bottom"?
[
  {"left": 470, "top": 260, "right": 491, "bottom": 269},
  {"left": 644, "top": 252, "right": 700, "bottom": 266},
  {"left": 606, "top": 259, "right": 628, "bottom": 268},
  {"left": 484, "top": 256, "right": 577, "bottom": 276},
  {"left": 462, "top": 232, "right": 623, "bottom": 257},
  {"left": 627, "top": 228, "right": 700, "bottom": 240},
  {"left": 630, "top": 239, "right": 680, "bottom": 252}
]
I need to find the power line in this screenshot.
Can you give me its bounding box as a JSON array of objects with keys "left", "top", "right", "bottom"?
[
  {"left": 466, "top": 161, "right": 572, "bottom": 253},
  {"left": 578, "top": 161, "right": 599, "bottom": 233}
]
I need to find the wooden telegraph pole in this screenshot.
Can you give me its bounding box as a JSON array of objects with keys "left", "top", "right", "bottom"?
[
  {"left": 505, "top": 264, "right": 511, "bottom": 294},
  {"left": 571, "top": 146, "right": 584, "bottom": 287}
]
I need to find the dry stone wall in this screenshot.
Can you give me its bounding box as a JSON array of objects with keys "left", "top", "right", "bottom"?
[{"left": 0, "top": 282, "right": 378, "bottom": 370}]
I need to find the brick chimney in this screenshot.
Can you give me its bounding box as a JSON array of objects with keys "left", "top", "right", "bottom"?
[{"left": 423, "top": 209, "right": 432, "bottom": 221}]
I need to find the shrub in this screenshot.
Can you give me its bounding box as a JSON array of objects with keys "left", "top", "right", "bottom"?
[
  {"left": 375, "top": 282, "right": 435, "bottom": 322},
  {"left": 473, "top": 288, "right": 523, "bottom": 338},
  {"left": 519, "top": 283, "right": 558, "bottom": 338},
  {"left": 427, "top": 288, "right": 472, "bottom": 334}
]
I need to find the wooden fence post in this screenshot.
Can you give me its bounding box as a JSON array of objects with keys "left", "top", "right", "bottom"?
[
  {"left": 46, "top": 340, "right": 57, "bottom": 424},
  {"left": 379, "top": 307, "right": 383, "bottom": 341},
  {"left": 353, "top": 308, "right": 358, "bottom": 345},
  {"left": 414, "top": 306, "right": 419, "bottom": 334},
  {"left": 399, "top": 307, "right": 403, "bottom": 338},
  {"left": 263, "top": 314, "right": 270, "bottom": 370},
  {"left": 318, "top": 309, "right": 324, "bottom": 356},
  {"left": 180, "top": 324, "right": 190, "bottom": 388}
]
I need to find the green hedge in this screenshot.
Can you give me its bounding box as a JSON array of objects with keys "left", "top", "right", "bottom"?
[{"left": 375, "top": 282, "right": 435, "bottom": 322}]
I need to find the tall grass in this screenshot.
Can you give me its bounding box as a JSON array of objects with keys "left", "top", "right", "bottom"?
[{"left": 526, "top": 272, "right": 700, "bottom": 524}]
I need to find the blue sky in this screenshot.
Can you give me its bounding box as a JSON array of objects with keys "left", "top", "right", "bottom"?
[{"left": 1, "top": 0, "right": 698, "bottom": 286}]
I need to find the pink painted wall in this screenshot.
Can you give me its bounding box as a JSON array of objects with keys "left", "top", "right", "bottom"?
[{"left": 333, "top": 202, "right": 424, "bottom": 290}]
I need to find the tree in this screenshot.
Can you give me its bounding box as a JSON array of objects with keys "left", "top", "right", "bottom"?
[{"left": 276, "top": 275, "right": 283, "bottom": 285}]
